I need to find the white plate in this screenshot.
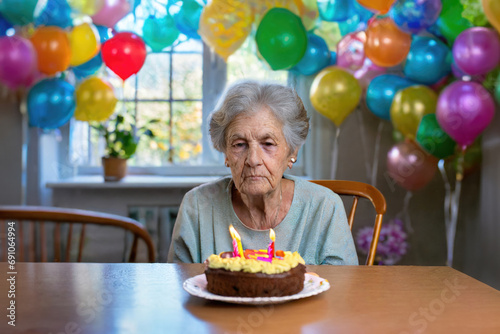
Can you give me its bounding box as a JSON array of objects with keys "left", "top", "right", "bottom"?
[{"left": 183, "top": 273, "right": 330, "bottom": 305}]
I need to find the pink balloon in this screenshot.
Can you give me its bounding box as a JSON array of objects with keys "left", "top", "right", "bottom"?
[
  {"left": 452, "top": 27, "right": 500, "bottom": 76},
  {"left": 0, "top": 36, "right": 37, "bottom": 90},
  {"left": 92, "top": 0, "right": 131, "bottom": 28},
  {"left": 387, "top": 140, "right": 438, "bottom": 192},
  {"left": 353, "top": 58, "right": 386, "bottom": 90},
  {"left": 436, "top": 81, "right": 495, "bottom": 149},
  {"left": 337, "top": 31, "right": 366, "bottom": 71}
]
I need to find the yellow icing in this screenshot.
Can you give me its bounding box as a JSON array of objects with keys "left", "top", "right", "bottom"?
[{"left": 207, "top": 251, "right": 305, "bottom": 275}]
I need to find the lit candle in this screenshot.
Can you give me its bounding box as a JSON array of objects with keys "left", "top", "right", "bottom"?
[
  {"left": 229, "top": 225, "right": 244, "bottom": 257},
  {"left": 268, "top": 228, "right": 275, "bottom": 258}
]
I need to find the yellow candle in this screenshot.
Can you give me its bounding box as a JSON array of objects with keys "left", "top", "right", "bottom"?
[{"left": 229, "top": 224, "right": 244, "bottom": 257}]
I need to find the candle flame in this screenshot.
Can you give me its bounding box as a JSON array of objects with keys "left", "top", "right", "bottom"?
[
  {"left": 269, "top": 228, "right": 275, "bottom": 241},
  {"left": 229, "top": 224, "right": 241, "bottom": 240}
]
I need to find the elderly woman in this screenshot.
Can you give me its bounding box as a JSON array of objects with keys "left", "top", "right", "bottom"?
[{"left": 167, "top": 81, "right": 358, "bottom": 265}]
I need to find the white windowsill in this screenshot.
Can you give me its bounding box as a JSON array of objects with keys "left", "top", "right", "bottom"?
[{"left": 46, "top": 175, "right": 224, "bottom": 189}]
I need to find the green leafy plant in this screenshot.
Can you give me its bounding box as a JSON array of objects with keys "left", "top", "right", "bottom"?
[{"left": 92, "top": 113, "right": 159, "bottom": 160}]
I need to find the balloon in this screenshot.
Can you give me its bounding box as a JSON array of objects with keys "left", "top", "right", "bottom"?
[
  {"left": 69, "top": 23, "right": 100, "bottom": 67},
  {"left": 391, "top": 85, "right": 438, "bottom": 140},
  {"left": 0, "top": 36, "right": 37, "bottom": 89},
  {"left": 294, "top": 33, "right": 331, "bottom": 76},
  {"left": 452, "top": 27, "right": 500, "bottom": 76},
  {"left": 337, "top": 31, "right": 366, "bottom": 71},
  {"left": 436, "top": 81, "right": 495, "bottom": 148},
  {"left": 387, "top": 140, "right": 438, "bottom": 191},
  {"left": 27, "top": 78, "right": 75, "bottom": 129},
  {"left": 317, "top": 0, "right": 352, "bottom": 22},
  {"left": 91, "top": 0, "right": 130, "bottom": 28},
  {"left": 35, "top": 0, "right": 72, "bottom": 28},
  {"left": 353, "top": 0, "right": 374, "bottom": 22},
  {"left": 482, "top": 0, "right": 500, "bottom": 33},
  {"left": 356, "top": 0, "right": 395, "bottom": 14},
  {"left": 75, "top": 77, "right": 117, "bottom": 122},
  {"left": 416, "top": 114, "right": 456, "bottom": 159},
  {"left": 366, "top": 74, "right": 414, "bottom": 120},
  {"left": 143, "top": 15, "right": 180, "bottom": 52},
  {"left": 437, "top": 0, "right": 473, "bottom": 45},
  {"left": 30, "top": 26, "right": 71, "bottom": 75},
  {"left": 364, "top": 17, "right": 412, "bottom": 67},
  {"left": 102, "top": 32, "right": 147, "bottom": 81},
  {"left": 72, "top": 52, "right": 103, "bottom": 79},
  {"left": 0, "top": 0, "right": 38, "bottom": 25},
  {"left": 404, "top": 36, "right": 451, "bottom": 85},
  {"left": 495, "top": 73, "right": 500, "bottom": 104},
  {"left": 0, "top": 14, "right": 13, "bottom": 36},
  {"left": 255, "top": 8, "right": 307, "bottom": 70},
  {"left": 390, "top": 0, "right": 442, "bottom": 34},
  {"left": 198, "top": 0, "right": 253, "bottom": 60},
  {"left": 310, "top": 66, "right": 361, "bottom": 126},
  {"left": 353, "top": 58, "right": 386, "bottom": 90},
  {"left": 174, "top": 0, "right": 203, "bottom": 40},
  {"left": 96, "top": 25, "right": 113, "bottom": 43},
  {"left": 451, "top": 61, "right": 486, "bottom": 82},
  {"left": 68, "top": 0, "right": 104, "bottom": 16},
  {"left": 329, "top": 51, "right": 337, "bottom": 65}
]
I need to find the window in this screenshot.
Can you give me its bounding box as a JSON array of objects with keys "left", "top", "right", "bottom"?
[{"left": 69, "top": 6, "right": 295, "bottom": 176}]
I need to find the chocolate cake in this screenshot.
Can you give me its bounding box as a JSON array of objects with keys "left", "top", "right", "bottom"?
[{"left": 205, "top": 251, "right": 306, "bottom": 297}]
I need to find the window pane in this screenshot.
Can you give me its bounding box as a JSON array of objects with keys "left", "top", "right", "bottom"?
[
  {"left": 172, "top": 53, "right": 202, "bottom": 100},
  {"left": 171, "top": 101, "right": 202, "bottom": 164},
  {"left": 137, "top": 53, "right": 171, "bottom": 100}
]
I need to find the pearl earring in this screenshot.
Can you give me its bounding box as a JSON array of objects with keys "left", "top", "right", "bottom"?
[
  {"left": 291, "top": 158, "right": 296, "bottom": 163},
  {"left": 225, "top": 162, "right": 229, "bottom": 167}
]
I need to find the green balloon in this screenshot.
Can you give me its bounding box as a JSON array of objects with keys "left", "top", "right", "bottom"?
[
  {"left": 437, "top": 0, "right": 473, "bottom": 45},
  {"left": 0, "top": 0, "right": 38, "bottom": 25},
  {"left": 255, "top": 8, "right": 307, "bottom": 71},
  {"left": 416, "top": 114, "right": 456, "bottom": 159},
  {"left": 143, "top": 15, "right": 180, "bottom": 52}
]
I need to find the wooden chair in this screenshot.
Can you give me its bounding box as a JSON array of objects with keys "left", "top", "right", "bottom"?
[
  {"left": 0, "top": 206, "right": 155, "bottom": 263},
  {"left": 309, "top": 180, "right": 386, "bottom": 265}
]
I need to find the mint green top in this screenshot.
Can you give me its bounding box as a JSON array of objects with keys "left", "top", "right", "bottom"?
[{"left": 167, "top": 175, "right": 358, "bottom": 265}]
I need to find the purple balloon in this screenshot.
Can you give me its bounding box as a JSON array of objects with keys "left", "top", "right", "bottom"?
[
  {"left": 436, "top": 81, "right": 495, "bottom": 149},
  {"left": 0, "top": 35, "right": 37, "bottom": 89},
  {"left": 452, "top": 27, "right": 500, "bottom": 76}
]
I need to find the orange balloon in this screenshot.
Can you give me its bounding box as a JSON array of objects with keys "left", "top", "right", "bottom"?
[
  {"left": 483, "top": 0, "right": 500, "bottom": 33},
  {"left": 364, "top": 17, "right": 411, "bottom": 68},
  {"left": 356, "top": 0, "right": 395, "bottom": 14},
  {"left": 30, "top": 26, "right": 71, "bottom": 75}
]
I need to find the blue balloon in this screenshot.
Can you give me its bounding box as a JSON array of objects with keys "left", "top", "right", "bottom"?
[
  {"left": 404, "top": 36, "right": 451, "bottom": 85},
  {"left": 317, "top": 0, "right": 352, "bottom": 22},
  {"left": 338, "top": 14, "right": 364, "bottom": 36},
  {"left": 72, "top": 52, "right": 103, "bottom": 79},
  {"left": 27, "top": 78, "right": 75, "bottom": 129},
  {"left": 35, "top": 0, "right": 72, "bottom": 28},
  {"left": 96, "top": 25, "right": 113, "bottom": 43},
  {"left": 329, "top": 51, "right": 337, "bottom": 66},
  {"left": 174, "top": 0, "right": 203, "bottom": 40},
  {"left": 352, "top": 0, "right": 374, "bottom": 22},
  {"left": 294, "top": 34, "right": 331, "bottom": 76},
  {"left": 0, "top": 13, "right": 13, "bottom": 36},
  {"left": 366, "top": 75, "right": 415, "bottom": 120},
  {"left": 390, "top": 0, "right": 442, "bottom": 34}
]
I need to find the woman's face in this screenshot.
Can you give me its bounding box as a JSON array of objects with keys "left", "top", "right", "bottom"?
[{"left": 225, "top": 108, "right": 292, "bottom": 197}]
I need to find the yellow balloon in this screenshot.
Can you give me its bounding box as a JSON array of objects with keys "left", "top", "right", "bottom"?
[
  {"left": 69, "top": 23, "right": 100, "bottom": 66},
  {"left": 483, "top": 0, "right": 500, "bottom": 33},
  {"left": 75, "top": 77, "right": 117, "bottom": 122},
  {"left": 67, "top": 0, "right": 104, "bottom": 16},
  {"left": 199, "top": 0, "right": 254, "bottom": 60},
  {"left": 310, "top": 66, "right": 362, "bottom": 126},
  {"left": 390, "top": 85, "right": 437, "bottom": 140}
]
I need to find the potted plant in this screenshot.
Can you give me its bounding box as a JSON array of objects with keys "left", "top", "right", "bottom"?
[{"left": 92, "top": 113, "right": 158, "bottom": 181}]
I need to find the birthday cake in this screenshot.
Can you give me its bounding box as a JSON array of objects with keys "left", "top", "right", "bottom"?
[{"left": 205, "top": 250, "right": 306, "bottom": 297}]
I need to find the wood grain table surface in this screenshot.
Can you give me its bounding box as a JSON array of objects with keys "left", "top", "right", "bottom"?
[{"left": 1, "top": 263, "right": 499, "bottom": 334}]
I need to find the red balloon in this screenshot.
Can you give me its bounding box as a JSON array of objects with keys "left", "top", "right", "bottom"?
[
  {"left": 387, "top": 140, "right": 438, "bottom": 191},
  {"left": 101, "top": 32, "right": 147, "bottom": 81}
]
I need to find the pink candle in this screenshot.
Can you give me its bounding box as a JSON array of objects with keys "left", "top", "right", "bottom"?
[
  {"left": 232, "top": 239, "right": 239, "bottom": 257},
  {"left": 268, "top": 228, "right": 275, "bottom": 258}
]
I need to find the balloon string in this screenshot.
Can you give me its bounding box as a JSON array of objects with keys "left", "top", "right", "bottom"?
[
  {"left": 396, "top": 191, "right": 414, "bottom": 234},
  {"left": 438, "top": 159, "right": 452, "bottom": 234},
  {"left": 355, "top": 107, "right": 372, "bottom": 183},
  {"left": 330, "top": 127, "right": 341, "bottom": 180},
  {"left": 447, "top": 149, "right": 465, "bottom": 267},
  {"left": 20, "top": 93, "right": 28, "bottom": 206},
  {"left": 370, "top": 121, "right": 384, "bottom": 187}
]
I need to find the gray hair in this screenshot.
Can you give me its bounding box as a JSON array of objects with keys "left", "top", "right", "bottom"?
[{"left": 209, "top": 80, "right": 310, "bottom": 154}]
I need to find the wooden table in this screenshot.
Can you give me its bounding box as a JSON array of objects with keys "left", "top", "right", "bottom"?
[{"left": 1, "top": 263, "right": 499, "bottom": 334}]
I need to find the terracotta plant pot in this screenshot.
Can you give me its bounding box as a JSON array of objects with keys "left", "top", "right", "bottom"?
[{"left": 102, "top": 157, "right": 128, "bottom": 182}]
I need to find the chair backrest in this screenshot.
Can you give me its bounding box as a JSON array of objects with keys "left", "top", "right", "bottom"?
[
  {"left": 309, "top": 180, "right": 386, "bottom": 265},
  {"left": 0, "top": 206, "right": 155, "bottom": 263}
]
